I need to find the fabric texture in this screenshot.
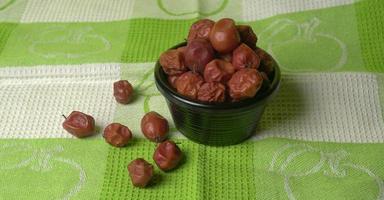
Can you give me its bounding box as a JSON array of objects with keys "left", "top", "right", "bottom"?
[{"left": 0, "top": 0, "right": 383, "bottom": 199}]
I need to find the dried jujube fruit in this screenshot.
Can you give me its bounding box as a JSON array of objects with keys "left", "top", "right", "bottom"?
[
  {"left": 209, "top": 18, "right": 240, "bottom": 53},
  {"left": 237, "top": 25, "right": 257, "bottom": 50},
  {"left": 159, "top": 49, "right": 187, "bottom": 75},
  {"left": 184, "top": 38, "right": 215, "bottom": 74},
  {"left": 176, "top": 46, "right": 186, "bottom": 55},
  {"left": 255, "top": 48, "right": 274, "bottom": 76},
  {"left": 114, "top": 80, "right": 134, "bottom": 104},
  {"left": 187, "top": 19, "right": 215, "bottom": 41},
  {"left": 141, "top": 111, "right": 169, "bottom": 142},
  {"left": 197, "top": 82, "right": 226, "bottom": 103},
  {"left": 153, "top": 140, "right": 183, "bottom": 171},
  {"left": 228, "top": 68, "right": 263, "bottom": 100},
  {"left": 204, "top": 59, "right": 235, "bottom": 83},
  {"left": 232, "top": 43, "right": 261, "bottom": 70},
  {"left": 128, "top": 158, "right": 154, "bottom": 188},
  {"left": 176, "top": 71, "right": 204, "bottom": 99},
  {"left": 62, "top": 111, "right": 95, "bottom": 138},
  {"left": 103, "top": 123, "right": 132, "bottom": 147}
]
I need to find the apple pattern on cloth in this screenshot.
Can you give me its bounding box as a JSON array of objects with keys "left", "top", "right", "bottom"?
[
  {"left": 27, "top": 25, "right": 111, "bottom": 59},
  {"left": 0, "top": 0, "right": 15, "bottom": 11},
  {"left": 0, "top": 143, "right": 86, "bottom": 200},
  {"left": 135, "top": 68, "right": 162, "bottom": 113},
  {"left": 157, "top": 0, "right": 228, "bottom": 16},
  {"left": 259, "top": 17, "right": 347, "bottom": 72},
  {"left": 135, "top": 67, "right": 177, "bottom": 132},
  {"left": 269, "top": 143, "right": 384, "bottom": 200}
]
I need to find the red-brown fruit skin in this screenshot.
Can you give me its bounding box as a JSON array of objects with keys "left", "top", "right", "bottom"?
[
  {"left": 232, "top": 43, "right": 261, "bottom": 70},
  {"left": 128, "top": 158, "right": 154, "bottom": 188},
  {"left": 187, "top": 19, "right": 215, "bottom": 41},
  {"left": 209, "top": 18, "right": 241, "bottom": 53},
  {"left": 167, "top": 75, "right": 179, "bottom": 89},
  {"left": 103, "top": 123, "right": 133, "bottom": 147},
  {"left": 153, "top": 140, "right": 183, "bottom": 171},
  {"left": 227, "top": 68, "right": 263, "bottom": 101},
  {"left": 159, "top": 49, "right": 188, "bottom": 75},
  {"left": 62, "top": 111, "right": 95, "bottom": 138},
  {"left": 141, "top": 111, "right": 169, "bottom": 143},
  {"left": 236, "top": 25, "right": 258, "bottom": 50},
  {"left": 197, "top": 82, "right": 226, "bottom": 103},
  {"left": 114, "top": 80, "right": 134, "bottom": 104},
  {"left": 255, "top": 48, "right": 275, "bottom": 76},
  {"left": 204, "top": 59, "right": 235, "bottom": 84},
  {"left": 184, "top": 38, "right": 215, "bottom": 74},
  {"left": 175, "top": 71, "right": 204, "bottom": 99}
]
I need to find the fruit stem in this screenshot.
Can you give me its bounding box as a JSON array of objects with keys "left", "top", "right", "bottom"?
[{"left": 62, "top": 114, "right": 67, "bottom": 119}]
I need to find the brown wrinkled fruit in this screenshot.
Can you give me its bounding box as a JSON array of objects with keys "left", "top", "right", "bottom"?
[
  {"left": 187, "top": 19, "right": 215, "bottom": 41},
  {"left": 232, "top": 43, "right": 260, "bottom": 70},
  {"left": 113, "top": 80, "right": 134, "bottom": 104},
  {"left": 62, "top": 111, "right": 95, "bottom": 138},
  {"left": 159, "top": 49, "right": 188, "bottom": 75},
  {"left": 209, "top": 18, "right": 240, "bottom": 53},
  {"left": 167, "top": 75, "right": 179, "bottom": 89},
  {"left": 255, "top": 48, "right": 274, "bottom": 76},
  {"left": 176, "top": 71, "right": 204, "bottom": 99},
  {"left": 141, "top": 111, "right": 169, "bottom": 142},
  {"left": 184, "top": 39, "right": 215, "bottom": 74},
  {"left": 237, "top": 25, "right": 257, "bottom": 50},
  {"left": 204, "top": 59, "right": 235, "bottom": 83},
  {"left": 177, "top": 46, "right": 186, "bottom": 55},
  {"left": 153, "top": 140, "right": 182, "bottom": 171},
  {"left": 228, "top": 68, "right": 263, "bottom": 100},
  {"left": 197, "top": 82, "right": 226, "bottom": 103},
  {"left": 103, "top": 123, "right": 132, "bottom": 147},
  {"left": 128, "top": 158, "right": 154, "bottom": 188}
]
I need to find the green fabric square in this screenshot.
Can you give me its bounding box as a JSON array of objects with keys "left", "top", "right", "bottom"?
[
  {"left": 121, "top": 19, "right": 194, "bottom": 63},
  {"left": 355, "top": 0, "right": 384, "bottom": 72},
  {"left": 99, "top": 138, "right": 384, "bottom": 200},
  {"left": 247, "top": 4, "right": 365, "bottom": 73},
  {"left": 0, "top": 21, "right": 129, "bottom": 67},
  {"left": 0, "top": 138, "right": 109, "bottom": 200},
  {"left": 0, "top": 23, "right": 17, "bottom": 55},
  {"left": 100, "top": 139, "right": 199, "bottom": 200}
]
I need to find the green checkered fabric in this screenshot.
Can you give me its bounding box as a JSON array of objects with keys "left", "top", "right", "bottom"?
[{"left": 0, "top": 0, "right": 383, "bottom": 199}]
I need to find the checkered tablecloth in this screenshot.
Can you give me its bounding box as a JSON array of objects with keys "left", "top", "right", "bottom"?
[{"left": 0, "top": 0, "right": 383, "bottom": 199}]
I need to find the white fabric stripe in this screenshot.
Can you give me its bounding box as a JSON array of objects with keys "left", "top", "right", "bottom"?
[
  {"left": 242, "top": 0, "right": 355, "bottom": 21},
  {"left": 0, "top": 63, "right": 383, "bottom": 143},
  {"left": 15, "top": 0, "right": 356, "bottom": 23},
  {"left": 0, "top": 63, "right": 120, "bottom": 138},
  {"left": 253, "top": 72, "right": 384, "bottom": 143},
  {"left": 20, "top": 0, "right": 135, "bottom": 22}
]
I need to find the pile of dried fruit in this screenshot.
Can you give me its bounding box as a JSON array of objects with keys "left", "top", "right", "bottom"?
[
  {"left": 160, "top": 18, "right": 274, "bottom": 103},
  {"left": 62, "top": 79, "right": 182, "bottom": 188}
]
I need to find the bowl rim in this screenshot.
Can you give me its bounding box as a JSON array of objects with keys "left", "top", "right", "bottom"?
[{"left": 154, "top": 42, "right": 281, "bottom": 110}]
